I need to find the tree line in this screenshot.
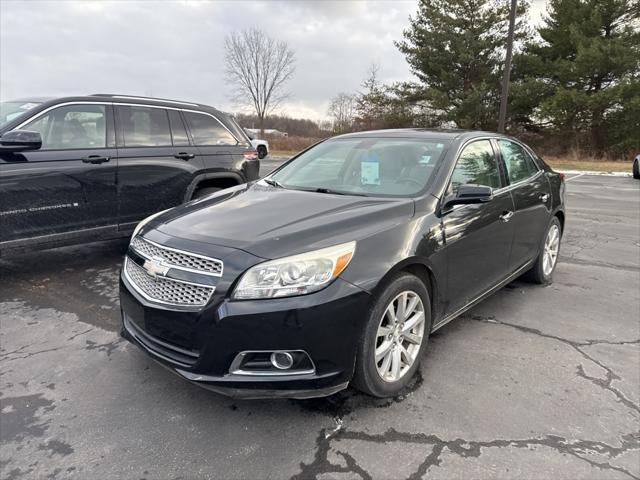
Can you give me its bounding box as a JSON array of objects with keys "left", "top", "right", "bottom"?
[
  {"left": 329, "top": 0, "right": 639, "bottom": 158},
  {"left": 224, "top": 1, "right": 638, "bottom": 158}
]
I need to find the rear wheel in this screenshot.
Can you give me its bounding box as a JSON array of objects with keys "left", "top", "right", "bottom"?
[
  {"left": 633, "top": 159, "right": 640, "bottom": 179},
  {"left": 257, "top": 145, "right": 267, "bottom": 159},
  {"left": 524, "top": 217, "right": 562, "bottom": 284},
  {"left": 353, "top": 273, "right": 431, "bottom": 397}
]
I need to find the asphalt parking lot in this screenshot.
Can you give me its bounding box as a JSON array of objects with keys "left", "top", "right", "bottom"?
[{"left": 1, "top": 167, "right": 639, "bottom": 479}]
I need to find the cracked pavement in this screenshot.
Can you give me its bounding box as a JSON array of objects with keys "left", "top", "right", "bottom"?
[{"left": 1, "top": 173, "right": 639, "bottom": 479}]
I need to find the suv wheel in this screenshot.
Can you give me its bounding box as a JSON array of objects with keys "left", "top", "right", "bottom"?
[
  {"left": 633, "top": 158, "right": 640, "bottom": 179},
  {"left": 192, "top": 187, "right": 221, "bottom": 199},
  {"left": 353, "top": 273, "right": 431, "bottom": 397},
  {"left": 257, "top": 145, "right": 267, "bottom": 159}
]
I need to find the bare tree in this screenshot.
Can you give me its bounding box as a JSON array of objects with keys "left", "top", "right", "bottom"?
[
  {"left": 224, "top": 28, "right": 296, "bottom": 136},
  {"left": 328, "top": 93, "right": 357, "bottom": 134}
]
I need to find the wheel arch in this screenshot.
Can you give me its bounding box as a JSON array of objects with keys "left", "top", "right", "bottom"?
[
  {"left": 554, "top": 209, "right": 565, "bottom": 232},
  {"left": 183, "top": 172, "right": 245, "bottom": 201},
  {"left": 371, "top": 258, "right": 440, "bottom": 327}
]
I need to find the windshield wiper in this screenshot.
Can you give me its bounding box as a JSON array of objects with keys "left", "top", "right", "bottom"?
[
  {"left": 312, "top": 187, "right": 368, "bottom": 197},
  {"left": 263, "top": 178, "right": 284, "bottom": 188}
]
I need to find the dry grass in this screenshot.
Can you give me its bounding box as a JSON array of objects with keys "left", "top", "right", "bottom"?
[
  {"left": 266, "top": 135, "right": 323, "bottom": 153},
  {"left": 544, "top": 156, "right": 632, "bottom": 172}
]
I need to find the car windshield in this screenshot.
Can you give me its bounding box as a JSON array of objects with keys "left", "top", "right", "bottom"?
[
  {"left": 270, "top": 137, "right": 449, "bottom": 197},
  {"left": 0, "top": 101, "right": 42, "bottom": 128}
]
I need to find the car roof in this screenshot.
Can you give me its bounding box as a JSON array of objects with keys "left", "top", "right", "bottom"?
[
  {"left": 8, "top": 94, "right": 225, "bottom": 115},
  {"left": 333, "top": 128, "right": 500, "bottom": 141}
]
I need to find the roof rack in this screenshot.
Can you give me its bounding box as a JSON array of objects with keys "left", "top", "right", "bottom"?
[{"left": 90, "top": 94, "right": 201, "bottom": 107}]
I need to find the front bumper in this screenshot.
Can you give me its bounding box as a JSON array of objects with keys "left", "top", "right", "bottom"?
[{"left": 120, "top": 272, "right": 371, "bottom": 399}]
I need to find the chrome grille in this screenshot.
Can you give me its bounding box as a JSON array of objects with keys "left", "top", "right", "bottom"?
[
  {"left": 124, "top": 258, "right": 214, "bottom": 307},
  {"left": 130, "top": 237, "right": 222, "bottom": 276}
]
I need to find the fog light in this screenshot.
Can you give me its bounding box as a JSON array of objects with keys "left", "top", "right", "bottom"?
[{"left": 270, "top": 351, "right": 294, "bottom": 370}]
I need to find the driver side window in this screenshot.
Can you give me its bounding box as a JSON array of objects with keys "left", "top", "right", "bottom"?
[
  {"left": 450, "top": 140, "right": 501, "bottom": 193},
  {"left": 21, "top": 104, "right": 107, "bottom": 150}
]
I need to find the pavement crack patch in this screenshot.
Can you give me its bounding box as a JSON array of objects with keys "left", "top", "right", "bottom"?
[
  {"left": 294, "top": 428, "right": 640, "bottom": 480},
  {"left": 67, "top": 328, "right": 94, "bottom": 341},
  {"left": 468, "top": 315, "right": 640, "bottom": 415},
  {"left": 84, "top": 338, "right": 124, "bottom": 357},
  {"left": 0, "top": 345, "right": 65, "bottom": 362},
  {"left": 291, "top": 429, "right": 372, "bottom": 480}
]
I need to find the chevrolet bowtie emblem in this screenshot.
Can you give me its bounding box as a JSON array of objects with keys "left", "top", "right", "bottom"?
[{"left": 143, "top": 256, "right": 170, "bottom": 278}]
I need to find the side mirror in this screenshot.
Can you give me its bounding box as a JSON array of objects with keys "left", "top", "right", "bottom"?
[
  {"left": 444, "top": 184, "right": 493, "bottom": 209},
  {"left": 0, "top": 130, "right": 42, "bottom": 152}
]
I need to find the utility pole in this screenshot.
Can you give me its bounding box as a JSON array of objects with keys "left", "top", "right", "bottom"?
[{"left": 498, "top": 0, "right": 517, "bottom": 133}]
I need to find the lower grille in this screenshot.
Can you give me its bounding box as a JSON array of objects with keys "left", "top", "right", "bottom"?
[
  {"left": 124, "top": 316, "right": 199, "bottom": 367},
  {"left": 124, "top": 257, "right": 214, "bottom": 307}
]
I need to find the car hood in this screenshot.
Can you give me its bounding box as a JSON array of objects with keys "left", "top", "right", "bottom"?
[{"left": 150, "top": 183, "right": 415, "bottom": 259}]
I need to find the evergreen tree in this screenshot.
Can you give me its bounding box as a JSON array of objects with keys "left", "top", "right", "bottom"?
[
  {"left": 513, "top": 0, "right": 640, "bottom": 155},
  {"left": 395, "top": 0, "right": 530, "bottom": 130},
  {"left": 354, "top": 65, "right": 415, "bottom": 130}
]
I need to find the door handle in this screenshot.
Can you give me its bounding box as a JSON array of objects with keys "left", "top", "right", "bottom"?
[
  {"left": 540, "top": 193, "right": 549, "bottom": 202},
  {"left": 81, "top": 155, "right": 110, "bottom": 164},
  {"left": 174, "top": 152, "right": 195, "bottom": 160},
  {"left": 500, "top": 211, "right": 514, "bottom": 222}
]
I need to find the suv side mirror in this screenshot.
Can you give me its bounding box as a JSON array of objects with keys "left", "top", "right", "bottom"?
[
  {"left": 0, "top": 130, "right": 42, "bottom": 152},
  {"left": 444, "top": 184, "right": 493, "bottom": 209}
]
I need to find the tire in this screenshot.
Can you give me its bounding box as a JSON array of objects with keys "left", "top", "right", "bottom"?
[
  {"left": 257, "top": 145, "right": 267, "bottom": 159},
  {"left": 191, "top": 187, "right": 221, "bottom": 199},
  {"left": 633, "top": 159, "right": 640, "bottom": 179},
  {"left": 352, "top": 273, "right": 431, "bottom": 397},
  {"left": 523, "top": 216, "right": 562, "bottom": 284}
]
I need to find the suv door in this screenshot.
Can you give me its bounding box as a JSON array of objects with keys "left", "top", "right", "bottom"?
[
  {"left": 115, "top": 105, "right": 201, "bottom": 231},
  {"left": 0, "top": 103, "right": 117, "bottom": 245},
  {"left": 495, "top": 138, "right": 552, "bottom": 271},
  {"left": 182, "top": 111, "right": 252, "bottom": 182},
  {"left": 441, "top": 139, "right": 515, "bottom": 315}
]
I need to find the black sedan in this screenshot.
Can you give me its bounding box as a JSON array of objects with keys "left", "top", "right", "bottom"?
[{"left": 119, "top": 129, "right": 565, "bottom": 398}]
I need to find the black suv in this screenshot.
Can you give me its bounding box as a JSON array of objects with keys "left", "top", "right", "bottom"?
[{"left": 0, "top": 95, "right": 259, "bottom": 255}]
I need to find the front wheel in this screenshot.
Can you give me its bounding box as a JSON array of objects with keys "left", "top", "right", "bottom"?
[
  {"left": 257, "top": 145, "right": 267, "bottom": 159},
  {"left": 633, "top": 159, "right": 640, "bottom": 179},
  {"left": 524, "top": 217, "right": 562, "bottom": 284},
  {"left": 353, "top": 273, "right": 431, "bottom": 397}
]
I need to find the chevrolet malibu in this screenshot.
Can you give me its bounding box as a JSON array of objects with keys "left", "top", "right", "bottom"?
[{"left": 120, "top": 129, "right": 565, "bottom": 399}]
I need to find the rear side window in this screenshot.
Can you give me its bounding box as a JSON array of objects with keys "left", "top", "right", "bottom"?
[
  {"left": 450, "top": 140, "right": 501, "bottom": 191},
  {"left": 498, "top": 139, "right": 539, "bottom": 184},
  {"left": 21, "top": 104, "right": 106, "bottom": 150},
  {"left": 184, "top": 112, "right": 237, "bottom": 146},
  {"left": 168, "top": 110, "right": 189, "bottom": 146},
  {"left": 118, "top": 106, "right": 172, "bottom": 147}
]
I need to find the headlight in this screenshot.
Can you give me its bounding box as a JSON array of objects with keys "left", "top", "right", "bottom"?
[
  {"left": 232, "top": 241, "right": 356, "bottom": 299},
  {"left": 131, "top": 209, "right": 169, "bottom": 239}
]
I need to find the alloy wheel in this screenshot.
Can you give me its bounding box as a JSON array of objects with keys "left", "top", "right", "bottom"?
[
  {"left": 375, "top": 290, "right": 425, "bottom": 383},
  {"left": 543, "top": 224, "right": 560, "bottom": 276}
]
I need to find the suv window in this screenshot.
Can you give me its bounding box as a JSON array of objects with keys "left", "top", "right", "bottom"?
[
  {"left": 450, "top": 140, "right": 501, "bottom": 191},
  {"left": 21, "top": 104, "right": 106, "bottom": 150},
  {"left": 118, "top": 106, "right": 172, "bottom": 147},
  {"left": 168, "top": 110, "right": 189, "bottom": 146},
  {"left": 498, "top": 139, "right": 539, "bottom": 184},
  {"left": 184, "top": 112, "right": 237, "bottom": 146}
]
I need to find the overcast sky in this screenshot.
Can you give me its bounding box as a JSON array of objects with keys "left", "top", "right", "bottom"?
[{"left": 0, "top": 0, "right": 548, "bottom": 121}]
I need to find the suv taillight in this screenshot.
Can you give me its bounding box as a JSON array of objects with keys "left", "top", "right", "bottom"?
[{"left": 243, "top": 150, "right": 258, "bottom": 160}]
